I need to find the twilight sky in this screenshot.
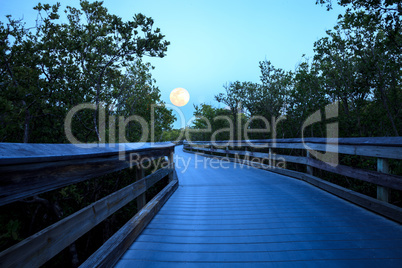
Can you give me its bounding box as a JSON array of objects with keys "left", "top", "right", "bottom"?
[{"left": 0, "top": 0, "right": 345, "bottom": 129}]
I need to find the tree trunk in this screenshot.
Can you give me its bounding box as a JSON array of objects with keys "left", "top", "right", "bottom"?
[
  {"left": 380, "top": 87, "right": 399, "bottom": 136},
  {"left": 22, "top": 100, "right": 30, "bottom": 143},
  {"left": 24, "top": 196, "right": 80, "bottom": 266}
]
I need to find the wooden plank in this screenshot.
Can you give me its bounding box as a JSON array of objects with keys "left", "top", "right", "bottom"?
[
  {"left": 0, "top": 166, "right": 172, "bottom": 268},
  {"left": 306, "top": 151, "right": 313, "bottom": 175},
  {"left": 185, "top": 137, "right": 402, "bottom": 147},
  {"left": 377, "top": 158, "right": 390, "bottom": 202},
  {"left": 136, "top": 167, "right": 146, "bottom": 209},
  {"left": 299, "top": 173, "right": 402, "bottom": 224},
  {"left": 0, "top": 180, "right": 145, "bottom": 268},
  {"left": 0, "top": 147, "right": 172, "bottom": 173},
  {"left": 145, "top": 165, "right": 173, "bottom": 188},
  {"left": 80, "top": 179, "right": 179, "bottom": 268},
  {"left": 0, "top": 148, "right": 172, "bottom": 206},
  {"left": 0, "top": 142, "right": 175, "bottom": 165},
  {"left": 303, "top": 143, "right": 402, "bottom": 159},
  {"left": 193, "top": 147, "right": 307, "bottom": 165},
  {"left": 187, "top": 142, "right": 402, "bottom": 191},
  {"left": 183, "top": 148, "right": 402, "bottom": 224},
  {"left": 117, "top": 148, "right": 402, "bottom": 266},
  {"left": 273, "top": 142, "right": 400, "bottom": 159},
  {"left": 249, "top": 153, "right": 306, "bottom": 165},
  {"left": 168, "top": 149, "right": 174, "bottom": 182},
  {"left": 184, "top": 137, "right": 402, "bottom": 159},
  {"left": 194, "top": 145, "right": 402, "bottom": 191},
  {"left": 307, "top": 158, "right": 402, "bottom": 191},
  {"left": 0, "top": 155, "right": 129, "bottom": 206}
]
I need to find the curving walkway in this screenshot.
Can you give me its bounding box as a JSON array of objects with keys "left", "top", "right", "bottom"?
[{"left": 115, "top": 146, "right": 402, "bottom": 267}]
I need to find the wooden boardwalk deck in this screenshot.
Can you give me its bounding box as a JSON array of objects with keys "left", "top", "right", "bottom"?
[{"left": 115, "top": 146, "right": 402, "bottom": 267}]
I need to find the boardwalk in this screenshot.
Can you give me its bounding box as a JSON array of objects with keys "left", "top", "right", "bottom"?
[{"left": 115, "top": 146, "right": 402, "bottom": 267}]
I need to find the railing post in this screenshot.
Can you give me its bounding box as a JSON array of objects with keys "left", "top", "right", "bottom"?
[
  {"left": 377, "top": 158, "right": 389, "bottom": 202},
  {"left": 135, "top": 166, "right": 146, "bottom": 209},
  {"left": 306, "top": 150, "right": 313, "bottom": 175},
  {"left": 168, "top": 149, "right": 175, "bottom": 182},
  {"left": 268, "top": 147, "right": 272, "bottom": 167},
  {"left": 226, "top": 146, "right": 229, "bottom": 158}
]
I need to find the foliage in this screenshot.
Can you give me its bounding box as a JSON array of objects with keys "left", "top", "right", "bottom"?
[
  {"left": 0, "top": 0, "right": 174, "bottom": 143},
  {"left": 0, "top": 1, "right": 175, "bottom": 266},
  {"left": 189, "top": 103, "right": 235, "bottom": 141},
  {"left": 161, "top": 128, "right": 185, "bottom": 142},
  {"left": 207, "top": 0, "right": 401, "bottom": 140}
]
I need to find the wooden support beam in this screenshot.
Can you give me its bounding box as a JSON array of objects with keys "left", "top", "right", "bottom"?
[
  {"left": 307, "top": 157, "right": 402, "bottom": 190},
  {"left": 187, "top": 137, "right": 402, "bottom": 159},
  {"left": 80, "top": 179, "right": 179, "bottom": 268},
  {"left": 306, "top": 150, "right": 313, "bottom": 175},
  {"left": 269, "top": 148, "right": 272, "bottom": 165},
  {"left": 168, "top": 149, "right": 174, "bottom": 182},
  {"left": 0, "top": 166, "right": 172, "bottom": 268},
  {"left": 0, "top": 147, "right": 173, "bottom": 206},
  {"left": 135, "top": 167, "right": 146, "bottom": 209},
  {"left": 377, "top": 158, "right": 389, "bottom": 202}
]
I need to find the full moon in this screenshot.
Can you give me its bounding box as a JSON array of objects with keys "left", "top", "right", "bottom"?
[{"left": 170, "top": 88, "right": 190, "bottom": 107}]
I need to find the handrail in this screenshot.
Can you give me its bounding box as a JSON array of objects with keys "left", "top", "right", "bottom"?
[
  {"left": 184, "top": 137, "right": 402, "bottom": 159},
  {"left": 0, "top": 142, "right": 178, "bottom": 268},
  {"left": 0, "top": 142, "right": 174, "bottom": 206},
  {"left": 183, "top": 137, "right": 402, "bottom": 222},
  {"left": 185, "top": 137, "right": 402, "bottom": 146}
]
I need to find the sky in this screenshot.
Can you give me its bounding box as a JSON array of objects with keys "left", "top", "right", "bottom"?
[{"left": 0, "top": 0, "right": 345, "bottom": 129}]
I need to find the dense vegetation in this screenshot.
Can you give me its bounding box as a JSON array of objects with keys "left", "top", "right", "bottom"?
[
  {"left": 0, "top": 1, "right": 175, "bottom": 144},
  {"left": 0, "top": 0, "right": 401, "bottom": 266},
  {"left": 171, "top": 0, "right": 402, "bottom": 207},
  {"left": 0, "top": 1, "right": 174, "bottom": 266},
  {"left": 185, "top": 0, "right": 401, "bottom": 141}
]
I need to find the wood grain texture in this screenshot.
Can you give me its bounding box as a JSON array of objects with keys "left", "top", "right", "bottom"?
[
  {"left": 185, "top": 137, "right": 402, "bottom": 146},
  {"left": 0, "top": 165, "right": 173, "bottom": 268},
  {"left": 185, "top": 142, "right": 402, "bottom": 191},
  {"left": 80, "top": 179, "right": 178, "bottom": 268},
  {"left": 135, "top": 167, "right": 146, "bottom": 209},
  {"left": 307, "top": 158, "right": 402, "bottom": 190},
  {"left": 114, "top": 147, "right": 402, "bottom": 267},
  {"left": 0, "top": 142, "right": 175, "bottom": 165},
  {"left": 183, "top": 148, "right": 402, "bottom": 223},
  {"left": 377, "top": 158, "right": 390, "bottom": 202},
  {"left": 0, "top": 147, "right": 173, "bottom": 206},
  {"left": 168, "top": 149, "right": 174, "bottom": 182},
  {"left": 184, "top": 137, "right": 402, "bottom": 159}
]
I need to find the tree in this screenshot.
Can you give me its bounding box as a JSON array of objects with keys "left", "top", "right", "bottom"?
[
  {"left": 215, "top": 82, "right": 244, "bottom": 140},
  {"left": 189, "top": 103, "right": 233, "bottom": 141},
  {"left": 214, "top": 61, "right": 293, "bottom": 140},
  {"left": 113, "top": 59, "right": 175, "bottom": 142},
  {"left": 286, "top": 58, "right": 329, "bottom": 138},
  {"left": 161, "top": 128, "right": 184, "bottom": 142},
  {"left": 257, "top": 60, "right": 292, "bottom": 120},
  {"left": 0, "top": 0, "right": 172, "bottom": 143},
  {"left": 0, "top": 15, "right": 46, "bottom": 143},
  {"left": 314, "top": 1, "right": 402, "bottom": 136},
  {"left": 0, "top": 2, "right": 175, "bottom": 266}
]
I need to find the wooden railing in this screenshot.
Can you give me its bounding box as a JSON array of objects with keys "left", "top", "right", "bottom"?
[
  {"left": 183, "top": 137, "right": 402, "bottom": 222},
  {"left": 0, "top": 142, "right": 178, "bottom": 267}
]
